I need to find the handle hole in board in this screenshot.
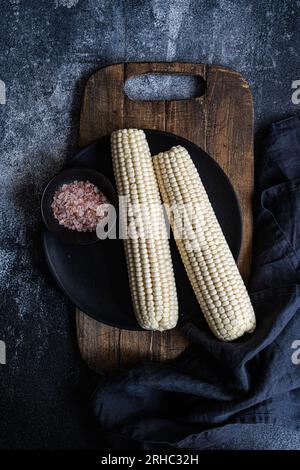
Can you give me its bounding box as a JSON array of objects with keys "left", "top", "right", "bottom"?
[{"left": 124, "top": 74, "right": 206, "bottom": 101}]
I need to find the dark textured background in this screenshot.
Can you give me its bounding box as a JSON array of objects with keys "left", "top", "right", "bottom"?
[{"left": 0, "top": 0, "right": 299, "bottom": 449}]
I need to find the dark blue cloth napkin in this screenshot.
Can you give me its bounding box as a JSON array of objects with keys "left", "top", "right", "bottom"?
[{"left": 92, "top": 116, "right": 300, "bottom": 449}]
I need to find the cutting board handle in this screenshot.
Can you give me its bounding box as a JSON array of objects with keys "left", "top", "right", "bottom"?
[
  {"left": 125, "top": 62, "right": 206, "bottom": 78},
  {"left": 123, "top": 62, "right": 206, "bottom": 102}
]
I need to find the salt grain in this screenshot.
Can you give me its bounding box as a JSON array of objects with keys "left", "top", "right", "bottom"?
[{"left": 51, "top": 180, "right": 109, "bottom": 232}]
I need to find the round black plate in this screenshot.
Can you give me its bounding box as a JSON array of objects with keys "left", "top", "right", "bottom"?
[{"left": 43, "top": 130, "right": 242, "bottom": 330}]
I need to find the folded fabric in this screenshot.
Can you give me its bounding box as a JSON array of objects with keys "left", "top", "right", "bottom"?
[{"left": 92, "top": 115, "right": 300, "bottom": 449}]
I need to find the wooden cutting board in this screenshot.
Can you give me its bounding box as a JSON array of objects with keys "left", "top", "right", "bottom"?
[{"left": 75, "top": 62, "right": 254, "bottom": 372}]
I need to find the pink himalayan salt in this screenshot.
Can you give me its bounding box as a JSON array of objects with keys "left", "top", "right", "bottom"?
[{"left": 51, "top": 180, "right": 109, "bottom": 232}]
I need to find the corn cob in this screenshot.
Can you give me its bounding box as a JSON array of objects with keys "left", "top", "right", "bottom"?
[
  {"left": 111, "top": 129, "right": 178, "bottom": 331},
  {"left": 153, "top": 145, "right": 256, "bottom": 341}
]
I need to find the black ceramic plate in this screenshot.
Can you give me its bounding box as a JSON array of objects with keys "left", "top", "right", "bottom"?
[{"left": 43, "top": 130, "right": 242, "bottom": 330}]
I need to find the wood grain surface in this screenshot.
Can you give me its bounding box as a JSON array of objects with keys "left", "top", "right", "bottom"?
[{"left": 76, "top": 62, "right": 254, "bottom": 372}]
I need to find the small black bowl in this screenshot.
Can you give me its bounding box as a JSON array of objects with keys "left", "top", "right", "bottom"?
[{"left": 41, "top": 167, "right": 118, "bottom": 245}]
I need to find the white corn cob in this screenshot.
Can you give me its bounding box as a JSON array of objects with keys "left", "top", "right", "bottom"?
[
  {"left": 111, "top": 129, "right": 178, "bottom": 331},
  {"left": 153, "top": 145, "right": 256, "bottom": 341}
]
